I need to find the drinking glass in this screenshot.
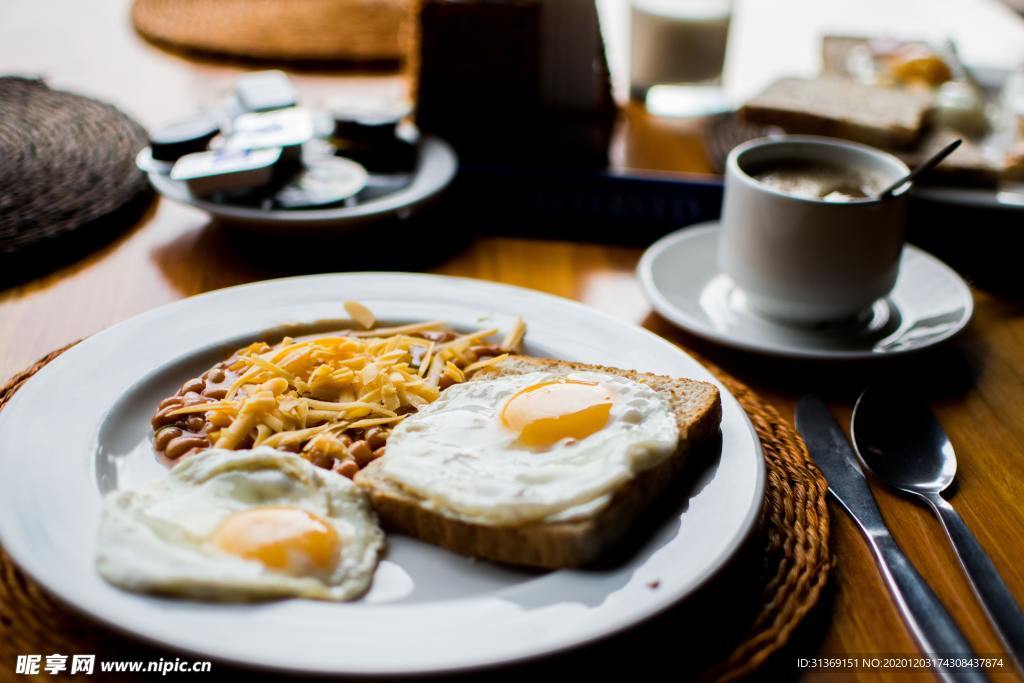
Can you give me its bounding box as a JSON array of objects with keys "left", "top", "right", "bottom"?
[{"left": 629, "top": 0, "right": 732, "bottom": 117}]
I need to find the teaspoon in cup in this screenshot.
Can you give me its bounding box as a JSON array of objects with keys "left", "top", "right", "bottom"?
[{"left": 877, "top": 139, "right": 961, "bottom": 199}]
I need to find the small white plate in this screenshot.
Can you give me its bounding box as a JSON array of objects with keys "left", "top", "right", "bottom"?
[
  {"left": 147, "top": 136, "right": 457, "bottom": 232},
  {"left": 638, "top": 224, "right": 974, "bottom": 360},
  {"left": 0, "top": 273, "right": 764, "bottom": 676}
]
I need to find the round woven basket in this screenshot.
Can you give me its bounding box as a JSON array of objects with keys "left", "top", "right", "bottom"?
[
  {"left": 0, "top": 343, "right": 830, "bottom": 681},
  {"left": 0, "top": 78, "right": 151, "bottom": 282},
  {"left": 132, "top": 0, "right": 411, "bottom": 64}
]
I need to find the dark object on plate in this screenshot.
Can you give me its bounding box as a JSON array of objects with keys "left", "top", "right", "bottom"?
[
  {"left": 852, "top": 386, "right": 1024, "bottom": 671},
  {"left": 149, "top": 116, "right": 221, "bottom": 162},
  {"left": 332, "top": 117, "right": 400, "bottom": 145},
  {"left": 329, "top": 101, "right": 417, "bottom": 173},
  {"left": 334, "top": 137, "right": 418, "bottom": 174},
  {"left": 0, "top": 77, "right": 152, "bottom": 285},
  {"left": 131, "top": 0, "right": 408, "bottom": 64},
  {"left": 331, "top": 102, "right": 409, "bottom": 145},
  {"left": 234, "top": 70, "right": 296, "bottom": 113}
]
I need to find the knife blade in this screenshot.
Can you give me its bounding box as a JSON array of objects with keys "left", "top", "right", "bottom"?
[{"left": 796, "top": 395, "right": 987, "bottom": 683}]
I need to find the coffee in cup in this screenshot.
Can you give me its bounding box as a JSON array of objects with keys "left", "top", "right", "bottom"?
[{"left": 750, "top": 160, "right": 887, "bottom": 202}]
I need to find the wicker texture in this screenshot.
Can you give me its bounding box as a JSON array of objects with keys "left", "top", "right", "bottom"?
[
  {"left": 131, "top": 0, "right": 411, "bottom": 63},
  {"left": 0, "top": 343, "right": 830, "bottom": 680},
  {"left": 0, "top": 78, "right": 150, "bottom": 264},
  {"left": 703, "top": 113, "right": 781, "bottom": 174}
]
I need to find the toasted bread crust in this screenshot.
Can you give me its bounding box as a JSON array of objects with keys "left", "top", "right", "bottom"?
[{"left": 355, "top": 356, "right": 722, "bottom": 569}]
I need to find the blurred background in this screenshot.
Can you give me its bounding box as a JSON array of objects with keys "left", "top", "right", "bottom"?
[{"left": 2, "top": 0, "right": 1024, "bottom": 288}]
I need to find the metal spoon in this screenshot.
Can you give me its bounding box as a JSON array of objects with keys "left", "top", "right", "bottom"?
[
  {"left": 878, "top": 138, "right": 962, "bottom": 199},
  {"left": 852, "top": 385, "right": 1024, "bottom": 671}
]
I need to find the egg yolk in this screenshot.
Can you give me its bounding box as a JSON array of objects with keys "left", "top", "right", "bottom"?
[
  {"left": 500, "top": 380, "right": 613, "bottom": 448},
  {"left": 210, "top": 507, "right": 341, "bottom": 577}
]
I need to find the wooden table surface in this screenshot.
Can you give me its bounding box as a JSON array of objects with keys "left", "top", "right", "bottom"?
[{"left": 2, "top": 1, "right": 1023, "bottom": 681}]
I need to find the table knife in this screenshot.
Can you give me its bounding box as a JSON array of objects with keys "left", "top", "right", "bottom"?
[{"left": 796, "top": 395, "right": 987, "bottom": 683}]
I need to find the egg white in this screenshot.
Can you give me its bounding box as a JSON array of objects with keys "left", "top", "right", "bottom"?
[
  {"left": 376, "top": 371, "right": 679, "bottom": 525},
  {"left": 97, "top": 447, "right": 384, "bottom": 601}
]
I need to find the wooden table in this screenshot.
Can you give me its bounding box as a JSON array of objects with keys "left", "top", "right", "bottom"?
[{"left": 2, "top": 1, "right": 1023, "bottom": 681}]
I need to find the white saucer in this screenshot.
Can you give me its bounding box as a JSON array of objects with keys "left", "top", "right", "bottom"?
[{"left": 637, "top": 223, "right": 974, "bottom": 360}]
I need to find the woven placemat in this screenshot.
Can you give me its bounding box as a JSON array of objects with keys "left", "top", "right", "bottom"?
[
  {"left": 131, "top": 0, "right": 410, "bottom": 64},
  {"left": 0, "top": 77, "right": 151, "bottom": 283},
  {"left": 0, "top": 343, "right": 830, "bottom": 681}
]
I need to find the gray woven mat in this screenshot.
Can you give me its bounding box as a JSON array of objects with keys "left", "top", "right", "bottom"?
[{"left": 0, "top": 77, "right": 151, "bottom": 277}]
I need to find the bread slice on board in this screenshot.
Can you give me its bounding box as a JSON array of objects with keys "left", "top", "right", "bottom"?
[
  {"left": 740, "top": 76, "right": 933, "bottom": 149},
  {"left": 355, "top": 356, "right": 722, "bottom": 569}
]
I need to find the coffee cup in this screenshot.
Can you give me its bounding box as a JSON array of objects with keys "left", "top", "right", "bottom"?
[{"left": 719, "top": 135, "right": 910, "bottom": 324}]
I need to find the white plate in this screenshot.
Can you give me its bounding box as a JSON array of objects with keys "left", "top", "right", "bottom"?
[
  {"left": 638, "top": 224, "right": 974, "bottom": 360},
  {"left": 147, "top": 136, "right": 457, "bottom": 232},
  {"left": 0, "top": 273, "right": 764, "bottom": 676}
]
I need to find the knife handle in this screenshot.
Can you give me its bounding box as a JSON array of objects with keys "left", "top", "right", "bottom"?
[
  {"left": 870, "top": 534, "right": 988, "bottom": 682},
  {"left": 925, "top": 492, "right": 1024, "bottom": 672}
]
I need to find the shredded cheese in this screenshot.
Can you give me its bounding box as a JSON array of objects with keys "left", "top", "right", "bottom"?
[
  {"left": 344, "top": 300, "right": 376, "bottom": 329},
  {"left": 164, "top": 306, "right": 526, "bottom": 467}
]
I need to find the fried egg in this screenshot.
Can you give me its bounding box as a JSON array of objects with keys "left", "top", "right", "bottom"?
[
  {"left": 97, "top": 447, "right": 384, "bottom": 601},
  {"left": 375, "top": 370, "right": 679, "bottom": 525}
]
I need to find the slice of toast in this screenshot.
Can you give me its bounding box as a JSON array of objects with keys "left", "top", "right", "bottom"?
[
  {"left": 740, "top": 76, "right": 933, "bottom": 149},
  {"left": 355, "top": 356, "right": 722, "bottom": 569}
]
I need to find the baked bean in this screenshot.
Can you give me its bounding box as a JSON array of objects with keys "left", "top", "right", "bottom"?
[
  {"left": 309, "top": 451, "right": 335, "bottom": 469},
  {"left": 185, "top": 416, "right": 206, "bottom": 432},
  {"left": 365, "top": 427, "right": 387, "bottom": 450},
  {"left": 154, "top": 426, "right": 183, "bottom": 451},
  {"left": 151, "top": 406, "right": 183, "bottom": 429},
  {"left": 182, "top": 392, "right": 206, "bottom": 406},
  {"left": 334, "top": 459, "right": 358, "bottom": 479},
  {"left": 439, "top": 375, "right": 455, "bottom": 390},
  {"left": 203, "top": 387, "right": 228, "bottom": 399},
  {"left": 159, "top": 395, "right": 184, "bottom": 410},
  {"left": 372, "top": 446, "right": 386, "bottom": 460},
  {"left": 180, "top": 377, "right": 206, "bottom": 395},
  {"left": 205, "top": 368, "right": 226, "bottom": 383},
  {"left": 349, "top": 440, "right": 373, "bottom": 468},
  {"left": 165, "top": 435, "right": 210, "bottom": 459}
]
